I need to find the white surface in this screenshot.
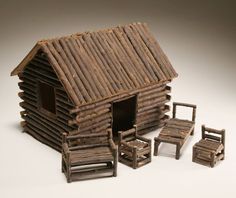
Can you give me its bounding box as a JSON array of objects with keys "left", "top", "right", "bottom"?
[{"left": 0, "top": 1, "right": 235, "bottom": 197}]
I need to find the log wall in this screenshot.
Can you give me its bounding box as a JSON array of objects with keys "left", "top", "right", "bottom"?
[
  {"left": 136, "top": 82, "right": 171, "bottom": 134},
  {"left": 19, "top": 51, "right": 77, "bottom": 152},
  {"left": 71, "top": 82, "right": 171, "bottom": 136}
]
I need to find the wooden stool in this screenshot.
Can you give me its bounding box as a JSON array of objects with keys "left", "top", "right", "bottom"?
[{"left": 193, "top": 125, "right": 225, "bottom": 167}]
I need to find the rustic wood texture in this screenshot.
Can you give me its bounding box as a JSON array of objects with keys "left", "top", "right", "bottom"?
[
  {"left": 11, "top": 22, "right": 177, "bottom": 107},
  {"left": 62, "top": 129, "right": 117, "bottom": 182},
  {"left": 19, "top": 52, "right": 77, "bottom": 151},
  {"left": 69, "top": 82, "right": 171, "bottom": 137},
  {"left": 154, "top": 102, "right": 196, "bottom": 159},
  {"left": 12, "top": 22, "right": 176, "bottom": 153},
  {"left": 193, "top": 125, "right": 225, "bottom": 167},
  {"left": 118, "top": 125, "right": 152, "bottom": 169}
]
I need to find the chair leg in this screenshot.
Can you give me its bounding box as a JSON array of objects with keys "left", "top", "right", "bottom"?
[
  {"left": 176, "top": 143, "right": 180, "bottom": 160},
  {"left": 61, "top": 158, "right": 65, "bottom": 173},
  {"left": 192, "top": 146, "right": 196, "bottom": 162},
  {"left": 154, "top": 140, "right": 161, "bottom": 156},
  {"left": 133, "top": 149, "right": 137, "bottom": 169},
  {"left": 210, "top": 153, "right": 215, "bottom": 168},
  {"left": 191, "top": 128, "right": 194, "bottom": 135},
  {"left": 222, "top": 149, "right": 225, "bottom": 160}
]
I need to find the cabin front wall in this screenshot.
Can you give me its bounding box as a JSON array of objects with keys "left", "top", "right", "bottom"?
[
  {"left": 72, "top": 82, "right": 171, "bottom": 137},
  {"left": 19, "top": 50, "right": 77, "bottom": 151}
]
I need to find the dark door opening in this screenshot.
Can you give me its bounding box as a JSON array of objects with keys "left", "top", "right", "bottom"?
[{"left": 112, "top": 95, "right": 137, "bottom": 138}]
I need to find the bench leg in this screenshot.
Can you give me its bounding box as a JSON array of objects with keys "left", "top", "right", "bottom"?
[
  {"left": 113, "top": 152, "right": 118, "bottom": 177},
  {"left": 176, "top": 143, "right": 181, "bottom": 160},
  {"left": 210, "top": 153, "right": 215, "bottom": 168},
  {"left": 154, "top": 140, "right": 161, "bottom": 156}
]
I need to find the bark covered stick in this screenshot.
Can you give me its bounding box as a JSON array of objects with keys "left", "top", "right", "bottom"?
[
  {"left": 113, "top": 27, "right": 153, "bottom": 83},
  {"left": 76, "top": 37, "right": 113, "bottom": 95},
  {"left": 66, "top": 38, "right": 102, "bottom": 100},
  {"left": 100, "top": 31, "right": 140, "bottom": 87},
  {"left": 40, "top": 43, "right": 80, "bottom": 105},
  {"left": 58, "top": 38, "right": 92, "bottom": 102},
  {"left": 80, "top": 34, "right": 120, "bottom": 93},
  {"left": 107, "top": 30, "right": 145, "bottom": 85},
  {"left": 128, "top": 24, "right": 167, "bottom": 80}
]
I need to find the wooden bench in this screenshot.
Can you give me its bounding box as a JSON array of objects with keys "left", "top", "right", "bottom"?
[
  {"left": 118, "top": 125, "right": 152, "bottom": 169},
  {"left": 193, "top": 125, "right": 225, "bottom": 167},
  {"left": 154, "top": 102, "right": 196, "bottom": 159},
  {"left": 62, "top": 129, "right": 117, "bottom": 182}
]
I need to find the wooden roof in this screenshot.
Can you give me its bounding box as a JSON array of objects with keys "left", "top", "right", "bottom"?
[{"left": 11, "top": 22, "right": 178, "bottom": 106}]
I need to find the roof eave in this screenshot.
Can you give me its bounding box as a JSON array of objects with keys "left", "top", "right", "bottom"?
[{"left": 10, "top": 43, "right": 41, "bottom": 76}]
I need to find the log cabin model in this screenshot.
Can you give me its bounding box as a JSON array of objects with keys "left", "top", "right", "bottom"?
[
  {"left": 11, "top": 22, "right": 178, "bottom": 152},
  {"left": 11, "top": 22, "right": 226, "bottom": 182}
]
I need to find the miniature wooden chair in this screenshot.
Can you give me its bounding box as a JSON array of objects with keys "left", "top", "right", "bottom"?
[
  {"left": 154, "top": 102, "right": 196, "bottom": 159},
  {"left": 118, "top": 125, "right": 152, "bottom": 169},
  {"left": 193, "top": 125, "right": 225, "bottom": 167},
  {"left": 62, "top": 129, "right": 117, "bottom": 182}
]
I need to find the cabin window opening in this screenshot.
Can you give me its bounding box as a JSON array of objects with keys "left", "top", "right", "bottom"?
[
  {"left": 112, "top": 95, "right": 137, "bottom": 138},
  {"left": 38, "top": 81, "right": 56, "bottom": 115}
]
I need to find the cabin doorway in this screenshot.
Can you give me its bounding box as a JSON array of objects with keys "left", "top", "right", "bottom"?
[{"left": 112, "top": 95, "right": 137, "bottom": 139}]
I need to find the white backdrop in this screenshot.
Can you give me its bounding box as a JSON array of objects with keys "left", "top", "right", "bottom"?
[{"left": 0, "top": 1, "right": 235, "bottom": 197}]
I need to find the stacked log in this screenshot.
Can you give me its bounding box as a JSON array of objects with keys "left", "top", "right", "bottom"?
[
  {"left": 136, "top": 82, "right": 171, "bottom": 135},
  {"left": 69, "top": 103, "right": 112, "bottom": 135},
  {"left": 19, "top": 51, "right": 77, "bottom": 152},
  {"left": 69, "top": 82, "right": 171, "bottom": 137}
]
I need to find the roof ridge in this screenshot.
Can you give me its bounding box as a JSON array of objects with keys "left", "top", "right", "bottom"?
[{"left": 37, "top": 22, "right": 145, "bottom": 44}]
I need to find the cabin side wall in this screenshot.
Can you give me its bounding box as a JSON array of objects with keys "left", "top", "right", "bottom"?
[
  {"left": 19, "top": 51, "right": 77, "bottom": 151},
  {"left": 71, "top": 82, "right": 171, "bottom": 136}
]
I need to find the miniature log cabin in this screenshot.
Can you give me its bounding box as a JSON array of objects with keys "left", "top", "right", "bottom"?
[{"left": 11, "top": 22, "right": 178, "bottom": 152}]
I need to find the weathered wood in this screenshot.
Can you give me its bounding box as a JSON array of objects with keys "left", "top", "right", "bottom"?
[
  {"left": 76, "top": 109, "right": 110, "bottom": 123},
  {"left": 106, "top": 30, "right": 146, "bottom": 85},
  {"left": 154, "top": 102, "right": 196, "bottom": 160},
  {"left": 13, "top": 23, "right": 176, "bottom": 156},
  {"left": 62, "top": 129, "right": 117, "bottom": 182},
  {"left": 95, "top": 31, "right": 136, "bottom": 89},
  {"left": 193, "top": 125, "right": 225, "bottom": 167},
  {"left": 118, "top": 126, "right": 151, "bottom": 169},
  {"left": 76, "top": 37, "right": 114, "bottom": 95}
]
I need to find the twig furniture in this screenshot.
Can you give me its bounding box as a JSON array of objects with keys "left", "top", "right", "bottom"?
[
  {"left": 62, "top": 129, "right": 117, "bottom": 182},
  {"left": 154, "top": 102, "right": 196, "bottom": 159},
  {"left": 193, "top": 125, "right": 225, "bottom": 167},
  {"left": 118, "top": 125, "right": 152, "bottom": 169}
]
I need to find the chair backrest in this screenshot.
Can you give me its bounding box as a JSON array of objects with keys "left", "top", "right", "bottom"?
[
  {"left": 118, "top": 125, "right": 137, "bottom": 143},
  {"left": 172, "top": 102, "right": 197, "bottom": 122},
  {"left": 62, "top": 129, "right": 113, "bottom": 148},
  {"left": 202, "top": 125, "right": 225, "bottom": 146}
]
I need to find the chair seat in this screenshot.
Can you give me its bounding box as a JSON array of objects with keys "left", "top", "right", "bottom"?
[
  {"left": 70, "top": 147, "right": 114, "bottom": 165},
  {"left": 194, "top": 139, "right": 224, "bottom": 153},
  {"left": 126, "top": 139, "right": 149, "bottom": 150}
]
